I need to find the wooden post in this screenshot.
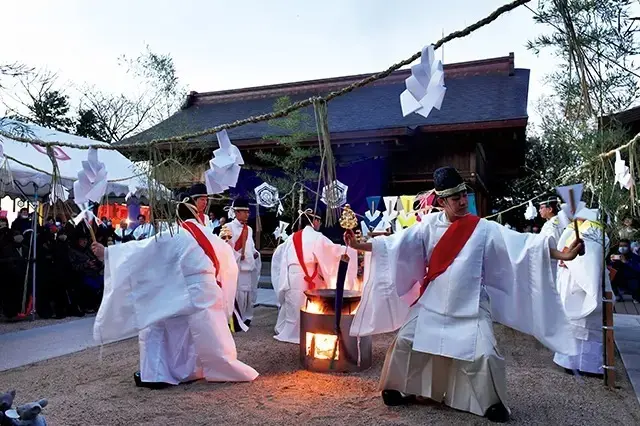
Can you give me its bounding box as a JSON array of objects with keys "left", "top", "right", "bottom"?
[
  {"left": 600, "top": 206, "right": 615, "bottom": 388},
  {"left": 255, "top": 203, "right": 261, "bottom": 250},
  {"left": 603, "top": 289, "right": 616, "bottom": 387}
]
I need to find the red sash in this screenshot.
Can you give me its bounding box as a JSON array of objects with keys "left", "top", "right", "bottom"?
[
  {"left": 413, "top": 214, "right": 480, "bottom": 305},
  {"left": 292, "top": 230, "right": 319, "bottom": 289},
  {"left": 181, "top": 221, "right": 222, "bottom": 288},
  {"left": 234, "top": 223, "right": 248, "bottom": 252}
]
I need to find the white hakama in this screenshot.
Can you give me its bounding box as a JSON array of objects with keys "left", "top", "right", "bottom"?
[
  {"left": 380, "top": 291, "right": 507, "bottom": 417},
  {"left": 271, "top": 226, "right": 358, "bottom": 344},
  {"left": 553, "top": 218, "right": 612, "bottom": 375},
  {"left": 94, "top": 220, "right": 258, "bottom": 384},
  {"left": 229, "top": 219, "right": 261, "bottom": 323},
  {"left": 351, "top": 212, "right": 579, "bottom": 418}
]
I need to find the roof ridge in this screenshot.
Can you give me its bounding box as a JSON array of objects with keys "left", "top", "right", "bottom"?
[{"left": 185, "top": 53, "right": 517, "bottom": 107}]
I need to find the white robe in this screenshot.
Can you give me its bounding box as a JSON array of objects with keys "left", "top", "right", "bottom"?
[
  {"left": 350, "top": 212, "right": 578, "bottom": 417},
  {"left": 553, "top": 219, "right": 612, "bottom": 374},
  {"left": 540, "top": 215, "right": 564, "bottom": 242},
  {"left": 114, "top": 228, "right": 133, "bottom": 244},
  {"left": 271, "top": 225, "right": 358, "bottom": 344},
  {"left": 352, "top": 212, "right": 578, "bottom": 358},
  {"left": 229, "top": 219, "right": 261, "bottom": 322},
  {"left": 93, "top": 219, "right": 258, "bottom": 384},
  {"left": 350, "top": 226, "right": 419, "bottom": 337},
  {"left": 132, "top": 223, "right": 155, "bottom": 240}
]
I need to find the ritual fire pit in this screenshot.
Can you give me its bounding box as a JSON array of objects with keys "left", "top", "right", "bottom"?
[{"left": 300, "top": 289, "right": 372, "bottom": 373}]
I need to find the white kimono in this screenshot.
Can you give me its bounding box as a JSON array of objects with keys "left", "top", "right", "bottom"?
[
  {"left": 132, "top": 223, "right": 155, "bottom": 240},
  {"left": 270, "top": 225, "right": 358, "bottom": 344},
  {"left": 540, "top": 215, "right": 564, "bottom": 242},
  {"left": 553, "top": 219, "right": 612, "bottom": 374},
  {"left": 93, "top": 219, "right": 258, "bottom": 384},
  {"left": 115, "top": 228, "right": 133, "bottom": 244},
  {"left": 351, "top": 212, "right": 578, "bottom": 418},
  {"left": 229, "top": 219, "right": 261, "bottom": 322}
]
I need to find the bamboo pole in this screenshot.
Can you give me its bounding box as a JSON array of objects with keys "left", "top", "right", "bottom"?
[{"left": 600, "top": 207, "right": 616, "bottom": 388}]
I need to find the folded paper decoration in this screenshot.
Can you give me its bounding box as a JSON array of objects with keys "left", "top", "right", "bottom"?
[
  {"left": 556, "top": 183, "right": 584, "bottom": 221},
  {"left": 321, "top": 180, "right": 348, "bottom": 209},
  {"left": 400, "top": 44, "right": 446, "bottom": 119},
  {"left": 205, "top": 129, "right": 244, "bottom": 195},
  {"left": 614, "top": 150, "right": 633, "bottom": 190},
  {"left": 273, "top": 220, "right": 290, "bottom": 240},
  {"left": 73, "top": 148, "right": 108, "bottom": 205},
  {"left": 366, "top": 196, "right": 381, "bottom": 214},
  {"left": 524, "top": 200, "right": 537, "bottom": 220},
  {"left": 254, "top": 182, "right": 279, "bottom": 208}
]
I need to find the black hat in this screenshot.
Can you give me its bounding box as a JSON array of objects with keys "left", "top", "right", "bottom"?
[
  {"left": 433, "top": 167, "right": 466, "bottom": 198},
  {"left": 232, "top": 198, "right": 250, "bottom": 211},
  {"left": 188, "top": 183, "right": 208, "bottom": 199}
]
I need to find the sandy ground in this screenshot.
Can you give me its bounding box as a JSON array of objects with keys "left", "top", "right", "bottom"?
[
  {"left": 1, "top": 307, "right": 639, "bottom": 426},
  {"left": 0, "top": 315, "right": 94, "bottom": 335}
]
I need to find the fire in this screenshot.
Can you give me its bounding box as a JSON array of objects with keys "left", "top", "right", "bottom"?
[
  {"left": 303, "top": 300, "right": 325, "bottom": 314},
  {"left": 306, "top": 332, "right": 339, "bottom": 360},
  {"left": 302, "top": 298, "right": 359, "bottom": 314}
]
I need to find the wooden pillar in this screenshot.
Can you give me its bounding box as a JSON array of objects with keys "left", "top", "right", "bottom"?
[{"left": 603, "top": 290, "right": 616, "bottom": 387}]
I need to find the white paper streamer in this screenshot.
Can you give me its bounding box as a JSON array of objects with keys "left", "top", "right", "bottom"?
[
  {"left": 277, "top": 201, "right": 284, "bottom": 216},
  {"left": 321, "top": 180, "right": 348, "bottom": 209},
  {"left": 273, "top": 220, "right": 290, "bottom": 240},
  {"left": 205, "top": 129, "right": 244, "bottom": 195},
  {"left": 73, "top": 148, "right": 108, "bottom": 205},
  {"left": 556, "top": 183, "right": 584, "bottom": 221},
  {"left": 614, "top": 150, "right": 633, "bottom": 190},
  {"left": 400, "top": 44, "right": 447, "bottom": 119},
  {"left": 49, "top": 183, "right": 69, "bottom": 205},
  {"left": 524, "top": 200, "right": 537, "bottom": 220},
  {"left": 381, "top": 196, "right": 399, "bottom": 230},
  {"left": 254, "top": 182, "right": 279, "bottom": 208}
]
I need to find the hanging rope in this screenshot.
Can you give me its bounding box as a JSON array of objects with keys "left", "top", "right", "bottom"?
[{"left": 313, "top": 98, "right": 339, "bottom": 226}]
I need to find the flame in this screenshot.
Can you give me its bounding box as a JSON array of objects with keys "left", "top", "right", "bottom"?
[
  {"left": 302, "top": 298, "right": 359, "bottom": 314},
  {"left": 303, "top": 300, "right": 325, "bottom": 314},
  {"left": 306, "top": 332, "right": 338, "bottom": 360}
]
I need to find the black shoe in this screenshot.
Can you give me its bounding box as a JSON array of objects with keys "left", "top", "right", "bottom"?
[
  {"left": 381, "top": 390, "right": 413, "bottom": 406},
  {"left": 564, "top": 368, "right": 603, "bottom": 379},
  {"left": 133, "top": 371, "right": 172, "bottom": 389},
  {"left": 485, "top": 402, "right": 510, "bottom": 423},
  {"left": 244, "top": 319, "right": 251, "bottom": 327}
]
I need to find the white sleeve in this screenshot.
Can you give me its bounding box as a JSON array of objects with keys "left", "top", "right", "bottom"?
[{"left": 482, "top": 221, "right": 578, "bottom": 356}]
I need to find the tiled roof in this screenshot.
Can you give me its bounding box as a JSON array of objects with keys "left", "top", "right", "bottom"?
[{"left": 117, "top": 53, "right": 529, "bottom": 147}]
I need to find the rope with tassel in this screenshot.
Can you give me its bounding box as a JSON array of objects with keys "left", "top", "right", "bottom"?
[{"left": 313, "top": 98, "right": 339, "bottom": 227}]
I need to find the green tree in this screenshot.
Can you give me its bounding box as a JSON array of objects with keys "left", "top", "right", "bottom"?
[
  {"left": 5, "top": 71, "right": 74, "bottom": 131},
  {"left": 78, "top": 45, "right": 186, "bottom": 142},
  {"left": 494, "top": 0, "right": 640, "bottom": 222},
  {"left": 75, "top": 108, "right": 108, "bottom": 141},
  {"left": 254, "top": 96, "right": 318, "bottom": 219}
]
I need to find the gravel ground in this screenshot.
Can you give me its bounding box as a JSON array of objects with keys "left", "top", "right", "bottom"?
[
  {"left": 0, "top": 314, "right": 94, "bottom": 335},
  {"left": 1, "top": 307, "right": 639, "bottom": 426}
]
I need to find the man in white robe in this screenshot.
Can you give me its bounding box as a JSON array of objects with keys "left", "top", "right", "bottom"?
[
  {"left": 132, "top": 214, "right": 155, "bottom": 240},
  {"left": 228, "top": 198, "right": 261, "bottom": 327},
  {"left": 345, "top": 167, "right": 583, "bottom": 423},
  {"left": 270, "top": 209, "right": 357, "bottom": 344},
  {"left": 553, "top": 210, "right": 612, "bottom": 377},
  {"left": 91, "top": 186, "right": 258, "bottom": 388},
  {"left": 539, "top": 198, "right": 566, "bottom": 241}
]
